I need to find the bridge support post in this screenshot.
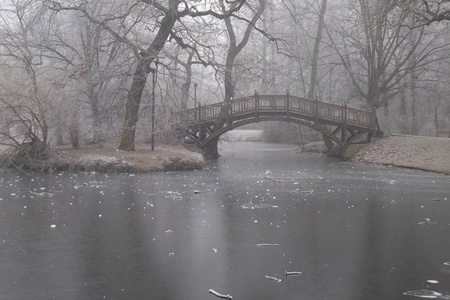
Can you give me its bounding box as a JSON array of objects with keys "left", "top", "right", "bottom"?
[
  {"left": 199, "top": 126, "right": 206, "bottom": 141},
  {"left": 342, "top": 102, "right": 347, "bottom": 142},
  {"left": 202, "top": 136, "right": 220, "bottom": 159}
]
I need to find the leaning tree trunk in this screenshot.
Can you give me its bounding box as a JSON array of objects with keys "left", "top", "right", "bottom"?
[
  {"left": 224, "top": 52, "right": 236, "bottom": 102},
  {"left": 118, "top": 58, "right": 151, "bottom": 151},
  {"left": 180, "top": 51, "right": 194, "bottom": 110},
  {"left": 118, "top": 13, "right": 177, "bottom": 151}
]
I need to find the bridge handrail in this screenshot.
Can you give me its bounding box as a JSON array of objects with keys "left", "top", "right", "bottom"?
[{"left": 175, "top": 94, "right": 378, "bottom": 131}]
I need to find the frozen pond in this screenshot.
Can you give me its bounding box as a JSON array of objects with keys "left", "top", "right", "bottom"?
[{"left": 1, "top": 142, "right": 449, "bottom": 299}]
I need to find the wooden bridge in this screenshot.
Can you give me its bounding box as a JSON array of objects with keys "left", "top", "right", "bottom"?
[{"left": 174, "top": 93, "right": 383, "bottom": 157}]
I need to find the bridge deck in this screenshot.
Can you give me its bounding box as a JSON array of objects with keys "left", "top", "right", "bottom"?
[{"left": 177, "top": 94, "right": 380, "bottom": 134}]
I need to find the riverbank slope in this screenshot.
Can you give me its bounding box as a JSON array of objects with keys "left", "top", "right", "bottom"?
[{"left": 350, "top": 134, "right": 450, "bottom": 175}]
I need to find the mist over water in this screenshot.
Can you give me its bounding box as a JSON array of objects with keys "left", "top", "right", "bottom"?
[{"left": 1, "top": 142, "right": 449, "bottom": 299}]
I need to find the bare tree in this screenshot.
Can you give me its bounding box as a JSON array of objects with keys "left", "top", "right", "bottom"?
[
  {"left": 0, "top": 0, "right": 57, "bottom": 169},
  {"left": 327, "top": 0, "right": 436, "bottom": 109},
  {"left": 66, "top": 8, "right": 134, "bottom": 143},
  {"left": 200, "top": 0, "right": 266, "bottom": 158},
  {"left": 308, "top": 0, "right": 327, "bottom": 99},
  {"left": 414, "top": 0, "right": 450, "bottom": 25},
  {"left": 221, "top": 0, "right": 266, "bottom": 101},
  {"left": 45, "top": 0, "right": 246, "bottom": 150}
]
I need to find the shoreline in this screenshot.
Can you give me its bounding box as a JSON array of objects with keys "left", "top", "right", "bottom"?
[
  {"left": 1, "top": 133, "right": 449, "bottom": 175},
  {"left": 53, "top": 144, "right": 204, "bottom": 173},
  {"left": 1, "top": 142, "right": 204, "bottom": 173},
  {"left": 296, "top": 134, "right": 450, "bottom": 175}
]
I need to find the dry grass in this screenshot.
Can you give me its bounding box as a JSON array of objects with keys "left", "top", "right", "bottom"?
[
  {"left": 46, "top": 141, "right": 203, "bottom": 172},
  {"left": 351, "top": 134, "right": 450, "bottom": 175}
]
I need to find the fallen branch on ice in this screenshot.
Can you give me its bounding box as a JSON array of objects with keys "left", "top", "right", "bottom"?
[
  {"left": 256, "top": 243, "right": 279, "bottom": 247},
  {"left": 264, "top": 176, "right": 297, "bottom": 183},
  {"left": 285, "top": 271, "right": 302, "bottom": 276},
  {"left": 209, "top": 289, "right": 233, "bottom": 299},
  {"left": 301, "top": 190, "right": 313, "bottom": 194},
  {"left": 265, "top": 275, "right": 282, "bottom": 283}
]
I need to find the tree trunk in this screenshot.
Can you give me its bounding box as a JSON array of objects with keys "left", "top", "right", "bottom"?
[
  {"left": 180, "top": 51, "right": 194, "bottom": 110},
  {"left": 224, "top": 50, "right": 237, "bottom": 101},
  {"left": 118, "top": 12, "right": 177, "bottom": 151},
  {"left": 410, "top": 29, "right": 419, "bottom": 135},
  {"left": 261, "top": 33, "right": 268, "bottom": 93},
  {"left": 118, "top": 59, "right": 149, "bottom": 150},
  {"left": 411, "top": 67, "right": 418, "bottom": 135},
  {"left": 308, "top": 0, "right": 327, "bottom": 99},
  {"left": 88, "top": 88, "right": 103, "bottom": 143},
  {"left": 203, "top": 0, "right": 266, "bottom": 159},
  {"left": 56, "top": 115, "right": 64, "bottom": 146},
  {"left": 435, "top": 105, "right": 439, "bottom": 137},
  {"left": 307, "top": 0, "right": 331, "bottom": 150},
  {"left": 271, "top": 42, "right": 276, "bottom": 93}
]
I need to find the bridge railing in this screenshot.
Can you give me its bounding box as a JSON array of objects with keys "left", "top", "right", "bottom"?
[{"left": 176, "top": 94, "right": 377, "bottom": 131}]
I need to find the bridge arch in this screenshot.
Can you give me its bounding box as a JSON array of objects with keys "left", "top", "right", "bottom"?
[
  {"left": 202, "top": 117, "right": 345, "bottom": 148},
  {"left": 175, "top": 94, "right": 382, "bottom": 158}
]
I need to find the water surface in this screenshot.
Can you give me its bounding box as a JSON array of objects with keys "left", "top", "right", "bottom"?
[{"left": 1, "top": 142, "right": 449, "bottom": 299}]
